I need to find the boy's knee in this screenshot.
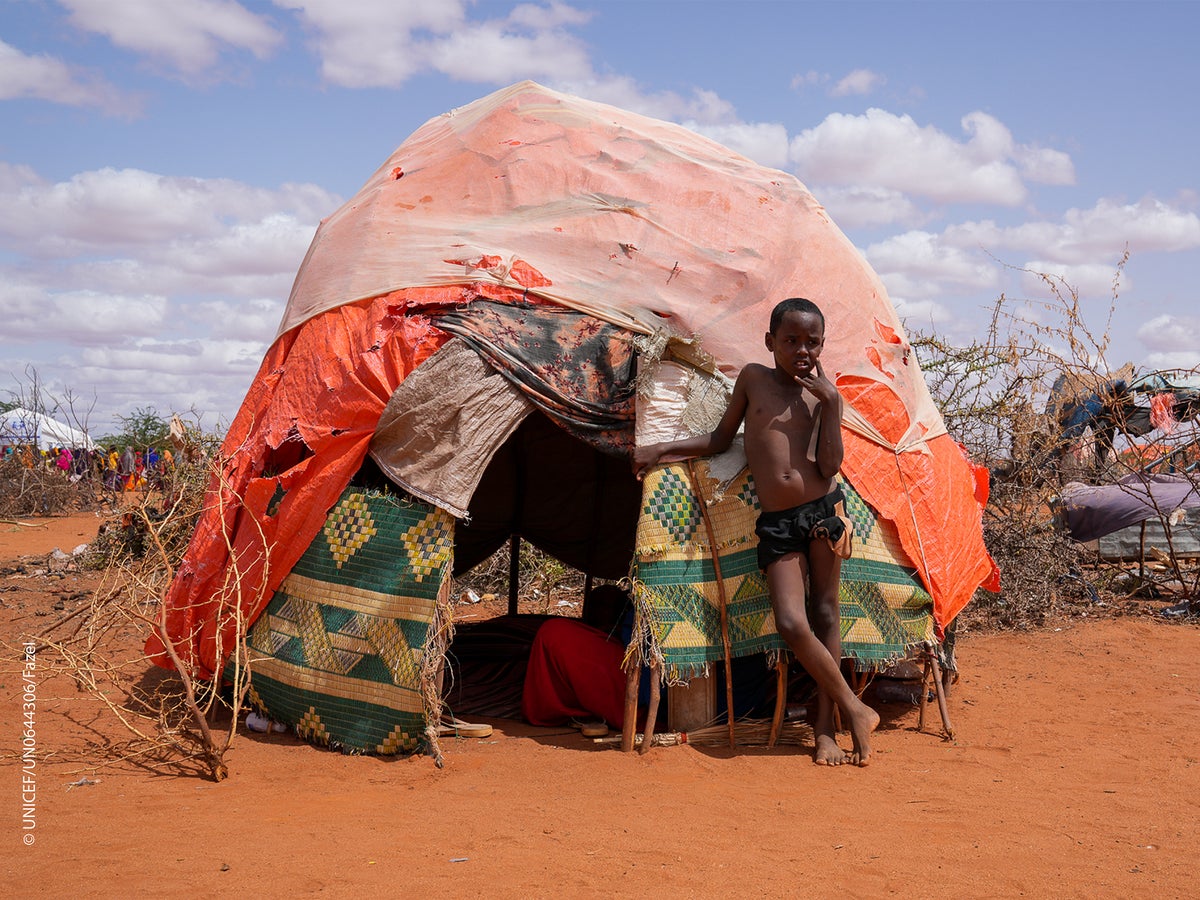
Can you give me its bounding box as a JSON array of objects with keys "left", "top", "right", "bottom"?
[
  {"left": 773, "top": 610, "right": 811, "bottom": 646},
  {"left": 807, "top": 592, "right": 840, "bottom": 632}
]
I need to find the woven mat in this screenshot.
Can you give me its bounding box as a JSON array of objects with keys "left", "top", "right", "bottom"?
[
  {"left": 632, "top": 463, "right": 934, "bottom": 676},
  {"left": 239, "top": 488, "right": 454, "bottom": 754}
]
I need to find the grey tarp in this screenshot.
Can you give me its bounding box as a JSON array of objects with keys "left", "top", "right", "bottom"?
[{"left": 1055, "top": 474, "right": 1200, "bottom": 542}]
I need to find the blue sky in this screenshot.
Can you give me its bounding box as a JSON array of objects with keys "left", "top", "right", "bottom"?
[{"left": 2, "top": 0, "right": 1198, "bottom": 436}]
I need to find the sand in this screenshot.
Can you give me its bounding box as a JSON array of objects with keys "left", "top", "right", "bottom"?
[{"left": 2, "top": 513, "right": 1198, "bottom": 897}]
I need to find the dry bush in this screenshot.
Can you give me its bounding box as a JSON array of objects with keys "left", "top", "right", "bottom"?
[
  {"left": 32, "top": 428, "right": 252, "bottom": 781},
  {"left": 452, "top": 540, "right": 587, "bottom": 612},
  {"left": 0, "top": 458, "right": 90, "bottom": 518},
  {"left": 914, "top": 256, "right": 1200, "bottom": 629}
]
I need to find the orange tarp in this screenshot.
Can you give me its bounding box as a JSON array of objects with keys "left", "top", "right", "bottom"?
[{"left": 146, "top": 291, "right": 454, "bottom": 676}]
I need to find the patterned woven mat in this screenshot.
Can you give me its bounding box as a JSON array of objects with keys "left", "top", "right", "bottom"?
[
  {"left": 632, "top": 463, "right": 934, "bottom": 676},
  {"left": 239, "top": 488, "right": 454, "bottom": 754}
]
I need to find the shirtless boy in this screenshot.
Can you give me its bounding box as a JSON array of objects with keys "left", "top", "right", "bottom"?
[{"left": 633, "top": 297, "right": 879, "bottom": 766}]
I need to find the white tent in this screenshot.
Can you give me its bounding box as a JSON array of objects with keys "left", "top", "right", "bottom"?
[{"left": 0, "top": 407, "right": 96, "bottom": 451}]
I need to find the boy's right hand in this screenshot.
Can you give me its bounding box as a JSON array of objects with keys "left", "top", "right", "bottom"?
[{"left": 632, "top": 444, "right": 660, "bottom": 480}]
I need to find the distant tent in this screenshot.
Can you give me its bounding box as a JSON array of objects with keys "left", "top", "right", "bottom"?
[
  {"left": 148, "top": 81, "right": 998, "bottom": 757},
  {"left": 0, "top": 407, "right": 96, "bottom": 451}
]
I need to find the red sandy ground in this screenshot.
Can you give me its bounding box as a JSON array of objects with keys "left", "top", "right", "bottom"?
[{"left": 2, "top": 513, "right": 1199, "bottom": 898}]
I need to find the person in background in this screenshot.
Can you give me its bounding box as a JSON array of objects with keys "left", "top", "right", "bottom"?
[{"left": 521, "top": 584, "right": 637, "bottom": 737}]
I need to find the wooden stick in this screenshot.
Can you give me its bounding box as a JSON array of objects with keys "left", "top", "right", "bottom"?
[
  {"left": 687, "top": 461, "right": 737, "bottom": 749},
  {"left": 638, "top": 663, "right": 662, "bottom": 755},
  {"left": 621, "top": 663, "right": 641, "bottom": 752},
  {"left": 917, "top": 653, "right": 931, "bottom": 734},
  {"left": 927, "top": 644, "right": 955, "bottom": 740},
  {"left": 767, "top": 656, "right": 788, "bottom": 748}
]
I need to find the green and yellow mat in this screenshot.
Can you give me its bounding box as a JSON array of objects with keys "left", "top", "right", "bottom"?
[
  {"left": 240, "top": 487, "right": 454, "bottom": 755},
  {"left": 632, "top": 462, "right": 934, "bottom": 677}
]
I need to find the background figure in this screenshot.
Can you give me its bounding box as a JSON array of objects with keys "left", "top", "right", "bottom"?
[
  {"left": 119, "top": 446, "right": 135, "bottom": 490},
  {"left": 521, "top": 585, "right": 635, "bottom": 732}
]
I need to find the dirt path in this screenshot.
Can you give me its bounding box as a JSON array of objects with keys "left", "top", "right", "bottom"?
[{"left": 2, "top": 514, "right": 1198, "bottom": 897}]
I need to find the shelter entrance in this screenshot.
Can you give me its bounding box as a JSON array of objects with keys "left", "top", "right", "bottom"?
[
  {"left": 362, "top": 397, "right": 646, "bottom": 728},
  {"left": 456, "top": 412, "right": 642, "bottom": 611}
]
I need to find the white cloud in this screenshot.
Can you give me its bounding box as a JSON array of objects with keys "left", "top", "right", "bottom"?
[
  {"left": 1017, "top": 260, "right": 1129, "bottom": 301},
  {"left": 812, "top": 185, "right": 928, "bottom": 229},
  {"left": 789, "top": 108, "right": 1073, "bottom": 206},
  {"left": 0, "top": 166, "right": 335, "bottom": 264},
  {"left": 562, "top": 75, "right": 736, "bottom": 126},
  {"left": 508, "top": 1, "right": 592, "bottom": 29},
  {"left": 831, "top": 68, "right": 885, "bottom": 97},
  {"left": 1137, "top": 314, "right": 1200, "bottom": 354},
  {"left": 864, "top": 230, "right": 1004, "bottom": 293},
  {"left": 77, "top": 337, "right": 264, "bottom": 378},
  {"left": 0, "top": 39, "right": 136, "bottom": 115},
  {"left": 945, "top": 197, "right": 1200, "bottom": 265},
  {"left": 275, "top": 2, "right": 746, "bottom": 142},
  {"left": 888, "top": 296, "right": 953, "bottom": 330},
  {"left": 192, "top": 298, "right": 286, "bottom": 341},
  {"left": 1063, "top": 198, "right": 1200, "bottom": 256},
  {"left": 68, "top": 337, "right": 266, "bottom": 432},
  {"left": 1, "top": 287, "right": 168, "bottom": 344},
  {"left": 0, "top": 160, "right": 339, "bottom": 430},
  {"left": 425, "top": 18, "right": 594, "bottom": 84},
  {"left": 279, "top": 0, "right": 594, "bottom": 88},
  {"left": 1014, "top": 145, "right": 1075, "bottom": 186},
  {"left": 59, "top": 0, "right": 282, "bottom": 77},
  {"left": 790, "top": 71, "right": 825, "bottom": 91},
  {"left": 689, "top": 122, "right": 790, "bottom": 169},
  {"left": 1143, "top": 350, "right": 1200, "bottom": 371}
]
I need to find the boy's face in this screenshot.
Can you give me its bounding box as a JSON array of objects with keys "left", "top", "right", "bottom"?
[{"left": 765, "top": 310, "right": 824, "bottom": 379}]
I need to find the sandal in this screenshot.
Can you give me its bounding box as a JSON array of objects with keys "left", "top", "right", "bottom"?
[
  {"left": 571, "top": 719, "right": 609, "bottom": 738},
  {"left": 437, "top": 716, "right": 493, "bottom": 738}
]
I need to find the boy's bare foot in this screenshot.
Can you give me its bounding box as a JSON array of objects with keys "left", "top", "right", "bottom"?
[
  {"left": 847, "top": 705, "right": 881, "bottom": 767},
  {"left": 814, "top": 731, "right": 846, "bottom": 766}
]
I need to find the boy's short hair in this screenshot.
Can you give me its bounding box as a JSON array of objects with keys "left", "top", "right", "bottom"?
[{"left": 770, "top": 297, "right": 824, "bottom": 333}]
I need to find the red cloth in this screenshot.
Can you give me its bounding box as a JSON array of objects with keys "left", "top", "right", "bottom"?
[
  {"left": 1150, "top": 392, "right": 1178, "bottom": 434},
  {"left": 521, "top": 618, "right": 627, "bottom": 729}
]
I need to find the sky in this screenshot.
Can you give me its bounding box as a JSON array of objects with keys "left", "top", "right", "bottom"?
[{"left": 2, "top": 0, "right": 1199, "bottom": 438}]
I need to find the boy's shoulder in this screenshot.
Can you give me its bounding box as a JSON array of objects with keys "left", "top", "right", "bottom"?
[{"left": 738, "top": 361, "right": 774, "bottom": 382}]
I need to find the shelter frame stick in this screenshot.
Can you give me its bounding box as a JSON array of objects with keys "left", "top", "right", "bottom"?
[
  {"left": 639, "top": 663, "right": 662, "bottom": 755},
  {"left": 928, "top": 648, "right": 954, "bottom": 739},
  {"left": 918, "top": 642, "right": 955, "bottom": 740},
  {"left": 508, "top": 444, "right": 526, "bottom": 616},
  {"left": 767, "top": 657, "right": 788, "bottom": 748},
  {"left": 918, "top": 656, "right": 929, "bottom": 734},
  {"left": 1138, "top": 521, "right": 1146, "bottom": 583},
  {"left": 687, "top": 461, "right": 737, "bottom": 748},
  {"left": 621, "top": 664, "right": 642, "bottom": 752},
  {"left": 508, "top": 535, "right": 520, "bottom": 616}
]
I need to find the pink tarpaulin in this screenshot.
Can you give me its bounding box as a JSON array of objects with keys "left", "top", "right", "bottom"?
[{"left": 150, "top": 82, "right": 996, "bottom": 678}]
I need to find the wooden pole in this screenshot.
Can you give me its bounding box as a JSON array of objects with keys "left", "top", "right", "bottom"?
[
  {"left": 917, "top": 655, "right": 931, "bottom": 734},
  {"left": 926, "top": 642, "right": 955, "bottom": 740},
  {"left": 687, "top": 461, "right": 737, "bottom": 748},
  {"left": 621, "top": 664, "right": 641, "bottom": 752},
  {"left": 638, "top": 664, "right": 662, "bottom": 755},
  {"left": 1138, "top": 520, "right": 1146, "bottom": 583},
  {"left": 767, "top": 657, "right": 788, "bottom": 748},
  {"left": 508, "top": 534, "right": 520, "bottom": 616}
]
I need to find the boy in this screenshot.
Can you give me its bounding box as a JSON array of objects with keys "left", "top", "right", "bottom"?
[{"left": 633, "top": 298, "right": 879, "bottom": 766}]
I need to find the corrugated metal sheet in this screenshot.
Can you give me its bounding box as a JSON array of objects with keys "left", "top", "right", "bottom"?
[{"left": 1097, "top": 509, "right": 1200, "bottom": 560}]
